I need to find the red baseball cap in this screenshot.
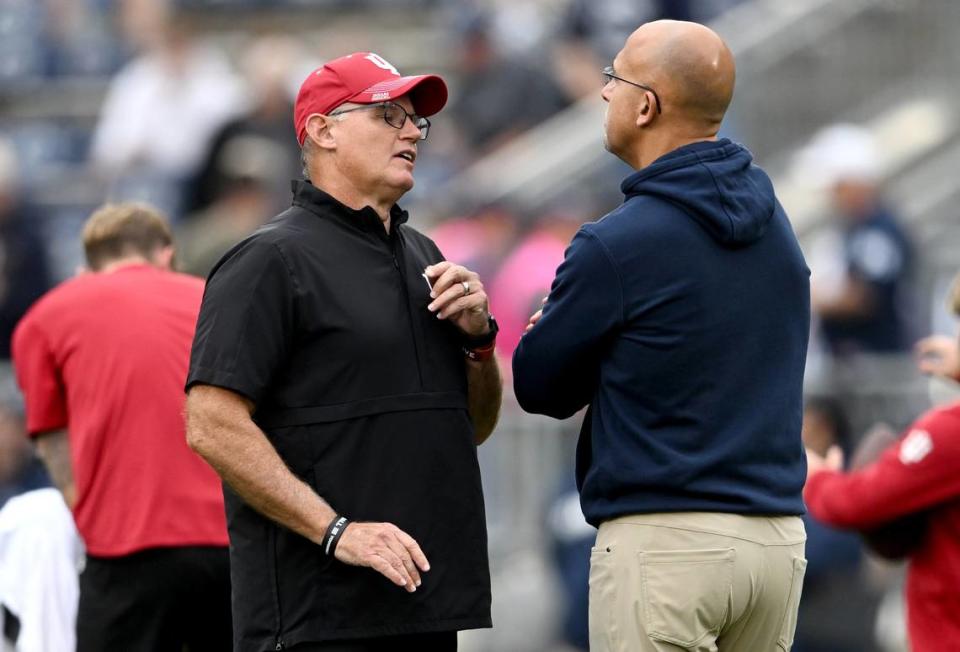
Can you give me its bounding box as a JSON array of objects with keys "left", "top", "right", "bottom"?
[{"left": 294, "top": 52, "right": 448, "bottom": 146}]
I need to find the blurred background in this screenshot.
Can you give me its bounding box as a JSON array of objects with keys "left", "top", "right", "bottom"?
[{"left": 1, "top": 0, "right": 959, "bottom": 650}]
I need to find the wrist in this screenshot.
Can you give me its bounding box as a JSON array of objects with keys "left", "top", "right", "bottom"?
[
  {"left": 322, "top": 515, "right": 350, "bottom": 557},
  {"left": 464, "top": 340, "right": 496, "bottom": 362},
  {"left": 462, "top": 314, "right": 498, "bottom": 349}
]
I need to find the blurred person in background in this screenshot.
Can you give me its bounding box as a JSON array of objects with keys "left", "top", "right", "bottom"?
[
  {"left": 0, "top": 405, "right": 81, "bottom": 652},
  {"left": 802, "top": 124, "right": 914, "bottom": 357},
  {"left": 185, "top": 52, "right": 501, "bottom": 652},
  {"left": 487, "top": 208, "right": 584, "bottom": 366},
  {"left": 177, "top": 143, "right": 274, "bottom": 278},
  {"left": 546, "top": 478, "right": 594, "bottom": 652},
  {"left": 184, "top": 34, "right": 305, "bottom": 218},
  {"left": 90, "top": 0, "right": 244, "bottom": 218},
  {"left": 794, "top": 397, "right": 878, "bottom": 652},
  {"left": 551, "top": 0, "right": 743, "bottom": 102},
  {"left": 427, "top": 204, "right": 518, "bottom": 290},
  {"left": 0, "top": 138, "right": 52, "bottom": 364},
  {"left": 449, "top": 12, "right": 570, "bottom": 155},
  {"left": 915, "top": 271, "right": 960, "bottom": 382},
  {"left": 11, "top": 203, "right": 231, "bottom": 651},
  {"left": 0, "top": 404, "right": 48, "bottom": 511},
  {"left": 514, "top": 20, "right": 810, "bottom": 651},
  {"left": 805, "top": 366, "right": 960, "bottom": 649}
]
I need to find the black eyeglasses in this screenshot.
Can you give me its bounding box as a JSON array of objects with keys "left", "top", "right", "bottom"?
[
  {"left": 602, "top": 66, "right": 662, "bottom": 114},
  {"left": 328, "top": 101, "right": 431, "bottom": 140}
]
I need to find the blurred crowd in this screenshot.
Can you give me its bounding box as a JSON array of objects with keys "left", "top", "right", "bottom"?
[{"left": 1, "top": 1, "right": 957, "bottom": 651}]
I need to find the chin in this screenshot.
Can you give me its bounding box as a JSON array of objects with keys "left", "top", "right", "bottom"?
[{"left": 385, "top": 174, "right": 415, "bottom": 197}]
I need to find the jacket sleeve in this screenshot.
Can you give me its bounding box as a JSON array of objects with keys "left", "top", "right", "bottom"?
[
  {"left": 804, "top": 408, "right": 960, "bottom": 529},
  {"left": 511, "top": 227, "right": 622, "bottom": 419}
]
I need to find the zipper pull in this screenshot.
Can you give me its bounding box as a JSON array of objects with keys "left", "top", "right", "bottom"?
[{"left": 275, "top": 639, "right": 284, "bottom": 650}]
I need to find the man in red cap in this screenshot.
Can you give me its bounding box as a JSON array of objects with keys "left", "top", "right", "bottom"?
[{"left": 185, "top": 52, "right": 502, "bottom": 652}]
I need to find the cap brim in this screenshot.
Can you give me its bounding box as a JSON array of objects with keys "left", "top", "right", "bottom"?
[{"left": 349, "top": 74, "right": 448, "bottom": 117}]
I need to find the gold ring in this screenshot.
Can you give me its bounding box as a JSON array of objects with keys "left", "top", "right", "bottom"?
[{"left": 461, "top": 281, "right": 470, "bottom": 296}]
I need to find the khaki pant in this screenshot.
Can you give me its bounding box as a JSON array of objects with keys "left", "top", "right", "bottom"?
[{"left": 589, "top": 512, "right": 806, "bottom": 652}]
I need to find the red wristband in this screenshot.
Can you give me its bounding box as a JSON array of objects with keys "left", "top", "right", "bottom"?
[{"left": 464, "top": 341, "right": 496, "bottom": 362}]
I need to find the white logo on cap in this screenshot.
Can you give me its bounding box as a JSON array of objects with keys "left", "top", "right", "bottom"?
[
  {"left": 365, "top": 53, "right": 400, "bottom": 76},
  {"left": 372, "top": 92, "right": 391, "bottom": 101}
]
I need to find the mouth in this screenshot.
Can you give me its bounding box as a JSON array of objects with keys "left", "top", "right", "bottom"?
[{"left": 395, "top": 151, "right": 416, "bottom": 163}]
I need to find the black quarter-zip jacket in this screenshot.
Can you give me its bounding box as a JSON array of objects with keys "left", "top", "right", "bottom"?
[{"left": 187, "top": 181, "right": 491, "bottom": 650}]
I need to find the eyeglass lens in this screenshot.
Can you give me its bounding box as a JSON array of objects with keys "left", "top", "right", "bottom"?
[{"left": 383, "top": 103, "right": 430, "bottom": 140}]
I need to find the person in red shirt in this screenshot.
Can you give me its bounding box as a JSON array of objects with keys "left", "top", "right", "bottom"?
[
  {"left": 11, "top": 203, "right": 230, "bottom": 651},
  {"left": 805, "top": 396, "right": 960, "bottom": 650}
]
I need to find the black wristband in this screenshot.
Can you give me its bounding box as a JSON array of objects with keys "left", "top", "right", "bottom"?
[
  {"left": 462, "top": 314, "right": 499, "bottom": 349},
  {"left": 323, "top": 516, "right": 350, "bottom": 557}
]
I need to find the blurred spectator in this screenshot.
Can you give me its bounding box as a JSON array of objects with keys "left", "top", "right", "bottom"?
[
  {"left": 177, "top": 157, "right": 273, "bottom": 277},
  {"left": 183, "top": 34, "right": 304, "bottom": 217},
  {"left": 550, "top": 0, "right": 712, "bottom": 101},
  {"left": 0, "top": 404, "right": 49, "bottom": 511},
  {"left": 428, "top": 204, "right": 519, "bottom": 288},
  {"left": 805, "top": 399, "right": 960, "bottom": 652},
  {"left": 90, "top": 0, "right": 245, "bottom": 218},
  {"left": 488, "top": 211, "right": 582, "bottom": 364},
  {"left": 559, "top": 0, "right": 679, "bottom": 64},
  {"left": 546, "top": 479, "right": 593, "bottom": 651},
  {"left": 0, "top": 139, "right": 52, "bottom": 362},
  {"left": 915, "top": 272, "right": 960, "bottom": 382},
  {"left": 42, "top": 0, "right": 124, "bottom": 78},
  {"left": 0, "top": 487, "right": 82, "bottom": 652},
  {"left": 805, "top": 283, "right": 960, "bottom": 651},
  {"left": 801, "top": 125, "right": 915, "bottom": 357},
  {"left": 449, "top": 13, "right": 571, "bottom": 155},
  {"left": 795, "top": 396, "right": 878, "bottom": 652}
]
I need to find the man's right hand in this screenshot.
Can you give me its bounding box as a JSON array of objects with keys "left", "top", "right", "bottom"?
[{"left": 334, "top": 522, "right": 430, "bottom": 593}]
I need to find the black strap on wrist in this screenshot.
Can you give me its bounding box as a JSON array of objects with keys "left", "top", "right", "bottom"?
[
  {"left": 323, "top": 516, "right": 350, "bottom": 557},
  {"left": 462, "top": 314, "right": 498, "bottom": 349}
]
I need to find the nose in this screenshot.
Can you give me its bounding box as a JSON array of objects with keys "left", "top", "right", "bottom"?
[
  {"left": 601, "top": 81, "right": 612, "bottom": 103},
  {"left": 400, "top": 116, "right": 422, "bottom": 142}
]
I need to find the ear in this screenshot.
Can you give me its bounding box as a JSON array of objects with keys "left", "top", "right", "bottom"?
[
  {"left": 305, "top": 113, "right": 338, "bottom": 152},
  {"left": 154, "top": 245, "right": 175, "bottom": 271},
  {"left": 634, "top": 91, "right": 656, "bottom": 128}
]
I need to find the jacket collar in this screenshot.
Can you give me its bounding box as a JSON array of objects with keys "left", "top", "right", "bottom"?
[{"left": 290, "top": 180, "right": 409, "bottom": 236}]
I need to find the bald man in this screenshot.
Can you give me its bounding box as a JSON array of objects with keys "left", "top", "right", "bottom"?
[{"left": 514, "top": 21, "right": 810, "bottom": 651}]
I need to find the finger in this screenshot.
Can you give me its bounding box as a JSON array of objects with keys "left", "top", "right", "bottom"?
[
  {"left": 430, "top": 283, "right": 486, "bottom": 318},
  {"left": 438, "top": 292, "right": 487, "bottom": 321},
  {"left": 425, "top": 264, "right": 462, "bottom": 297},
  {"left": 427, "top": 279, "right": 478, "bottom": 314},
  {"left": 423, "top": 261, "right": 453, "bottom": 283},
  {"left": 382, "top": 534, "right": 421, "bottom": 587},
  {"left": 393, "top": 528, "right": 430, "bottom": 572},
  {"left": 370, "top": 552, "right": 416, "bottom": 591},
  {"left": 431, "top": 265, "right": 477, "bottom": 299}
]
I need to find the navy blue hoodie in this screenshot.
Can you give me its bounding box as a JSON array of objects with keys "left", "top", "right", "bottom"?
[{"left": 512, "top": 139, "right": 810, "bottom": 526}]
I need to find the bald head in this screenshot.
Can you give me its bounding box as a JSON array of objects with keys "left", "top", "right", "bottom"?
[{"left": 621, "top": 20, "right": 735, "bottom": 132}]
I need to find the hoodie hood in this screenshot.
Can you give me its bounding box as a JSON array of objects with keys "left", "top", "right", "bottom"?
[{"left": 620, "top": 139, "right": 776, "bottom": 247}]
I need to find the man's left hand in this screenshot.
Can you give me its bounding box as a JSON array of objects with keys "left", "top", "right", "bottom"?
[{"left": 425, "top": 262, "right": 490, "bottom": 337}]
